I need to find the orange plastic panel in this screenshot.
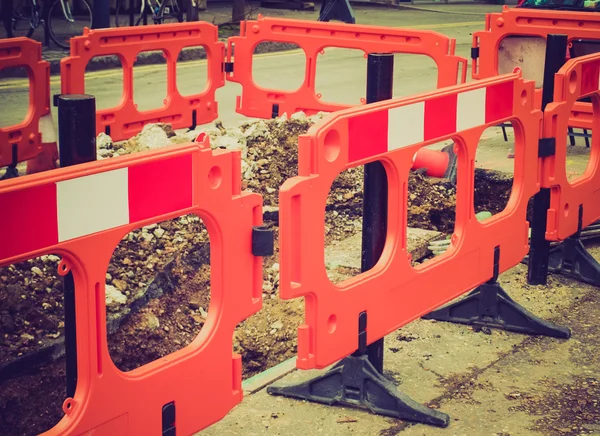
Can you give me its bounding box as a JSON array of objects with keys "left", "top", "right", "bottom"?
[
  {"left": 0, "top": 140, "right": 264, "bottom": 435},
  {"left": 60, "top": 23, "right": 225, "bottom": 142},
  {"left": 0, "top": 38, "right": 50, "bottom": 167},
  {"left": 543, "top": 53, "right": 600, "bottom": 241},
  {"left": 472, "top": 6, "right": 600, "bottom": 128},
  {"left": 227, "top": 15, "right": 467, "bottom": 119},
  {"left": 279, "top": 72, "right": 541, "bottom": 369}
]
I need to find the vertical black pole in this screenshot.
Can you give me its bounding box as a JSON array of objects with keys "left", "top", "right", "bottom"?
[
  {"left": 358, "top": 53, "right": 393, "bottom": 374},
  {"left": 57, "top": 94, "right": 97, "bottom": 397},
  {"left": 527, "top": 34, "right": 568, "bottom": 285},
  {"left": 92, "top": 0, "right": 111, "bottom": 28}
]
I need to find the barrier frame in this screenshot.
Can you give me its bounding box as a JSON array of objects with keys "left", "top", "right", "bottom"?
[
  {"left": 0, "top": 140, "right": 265, "bottom": 435},
  {"left": 0, "top": 38, "right": 50, "bottom": 168},
  {"left": 60, "top": 23, "right": 225, "bottom": 142},
  {"left": 227, "top": 15, "right": 468, "bottom": 120},
  {"left": 543, "top": 52, "right": 600, "bottom": 241},
  {"left": 279, "top": 71, "right": 542, "bottom": 369}
]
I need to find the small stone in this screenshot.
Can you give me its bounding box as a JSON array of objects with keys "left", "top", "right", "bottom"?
[
  {"left": 20, "top": 333, "right": 35, "bottom": 342},
  {"left": 271, "top": 263, "right": 280, "bottom": 273},
  {"left": 112, "top": 279, "right": 128, "bottom": 292},
  {"left": 270, "top": 320, "right": 283, "bottom": 330},
  {"left": 266, "top": 186, "right": 276, "bottom": 194},
  {"left": 47, "top": 255, "right": 60, "bottom": 262},
  {"left": 97, "top": 132, "right": 113, "bottom": 149},
  {"left": 106, "top": 273, "right": 112, "bottom": 281},
  {"left": 163, "top": 326, "right": 170, "bottom": 332},
  {"left": 143, "top": 313, "right": 160, "bottom": 330},
  {"left": 31, "top": 267, "right": 43, "bottom": 277},
  {"left": 105, "top": 284, "right": 127, "bottom": 307},
  {"left": 153, "top": 227, "right": 166, "bottom": 239},
  {"left": 123, "top": 258, "right": 133, "bottom": 265},
  {"left": 141, "top": 232, "right": 154, "bottom": 243},
  {"left": 291, "top": 111, "right": 307, "bottom": 122}
]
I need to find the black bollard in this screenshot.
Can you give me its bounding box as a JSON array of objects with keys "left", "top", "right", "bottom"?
[
  {"left": 527, "top": 34, "right": 568, "bottom": 285},
  {"left": 57, "top": 93, "right": 97, "bottom": 398},
  {"left": 355, "top": 53, "right": 393, "bottom": 373}
]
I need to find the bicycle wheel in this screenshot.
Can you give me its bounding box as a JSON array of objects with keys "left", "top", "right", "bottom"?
[
  {"left": 11, "top": 0, "right": 37, "bottom": 38},
  {"left": 157, "top": 0, "right": 183, "bottom": 24},
  {"left": 47, "top": 0, "right": 92, "bottom": 49}
]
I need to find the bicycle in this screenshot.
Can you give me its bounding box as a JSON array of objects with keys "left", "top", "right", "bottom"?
[
  {"left": 9, "top": 0, "right": 92, "bottom": 49},
  {"left": 114, "top": 0, "right": 184, "bottom": 27}
]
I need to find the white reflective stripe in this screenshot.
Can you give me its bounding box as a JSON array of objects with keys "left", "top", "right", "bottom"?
[
  {"left": 388, "top": 102, "right": 425, "bottom": 150},
  {"left": 57, "top": 168, "right": 129, "bottom": 242},
  {"left": 457, "top": 87, "right": 486, "bottom": 132}
]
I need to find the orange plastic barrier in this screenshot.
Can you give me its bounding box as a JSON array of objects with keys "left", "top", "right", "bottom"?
[
  {"left": 0, "top": 140, "right": 264, "bottom": 434},
  {"left": 60, "top": 23, "right": 225, "bottom": 142},
  {"left": 472, "top": 6, "right": 600, "bottom": 128},
  {"left": 0, "top": 38, "right": 50, "bottom": 168},
  {"left": 279, "top": 71, "right": 541, "bottom": 369},
  {"left": 227, "top": 16, "right": 467, "bottom": 119},
  {"left": 543, "top": 53, "right": 600, "bottom": 241}
]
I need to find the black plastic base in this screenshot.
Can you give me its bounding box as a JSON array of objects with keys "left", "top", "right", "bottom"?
[
  {"left": 547, "top": 236, "right": 600, "bottom": 287},
  {"left": 318, "top": 0, "right": 356, "bottom": 23},
  {"left": 422, "top": 282, "right": 570, "bottom": 339},
  {"left": 267, "top": 354, "right": 449, "bottom": 427}
]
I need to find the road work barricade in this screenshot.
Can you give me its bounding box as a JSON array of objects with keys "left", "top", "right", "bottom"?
[
  {"left": 227, "top": 16, "right": 467, "bottom": 119},
  {"left": 543, "top": 52, "right": 600, "bottom": 241},
  {"left": 0, "top": 139, "right": 267, "bottom": 435},
  {"left": 472, "top": 6, "right": 600, "bottom": 129},
  {"left": 0, "top": 38, "right": 50, "bottom": 168},
  {"left": 278, "top": 71, "right": 541, "bottom": 369},
  {"left": 60, "top": 23, "right": 225, "bottom": 142}
]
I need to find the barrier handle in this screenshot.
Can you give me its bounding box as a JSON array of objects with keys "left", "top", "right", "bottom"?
[
  {"left": 527, "top": 34, "right": 568, "bottom": 286},
  {"left": 57, "top": 94, "right": 97, "bottom": 397},
  {"left": 353, "top": 53, "right": 394, "bottom": 373}
]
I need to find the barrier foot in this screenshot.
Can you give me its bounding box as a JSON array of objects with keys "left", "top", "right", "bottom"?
[
  {"left": 547, "top": 236, "right": 600, "bottom": 287},
  {"left": 0, "top": 166, "right": 18, "bottom": 180},
  {"left": 267, "top": 354, "right": 450, "bottom": 427},
  {"left": 422, "top": 280, "right": 571, "bottom": 339}
]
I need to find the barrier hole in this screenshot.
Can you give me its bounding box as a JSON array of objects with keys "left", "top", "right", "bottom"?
[
  {"left": 498, "top": 36, "right": 546, "bottom": 88},
  {"left": 521, "top": 89, "right": 528, "bottom": 105},
  {"left": 208, "top": 166, "right": 222, "bottom": 189},
  {"left": 564, "top": 203, "right": 569, "bottom": 216},
  {"left": 327, "top": 314, "right": 337, "bottom": 334},
  {"left": 392, "top": 54, "right": 439, "bottom": 98},
  {"left": 408, "top": 140, "right": 458, "bottom": 266},
  {"left": 564, "top": 99, "right": 593, "bottom": 183},
  {"left": 176, "top": 46, "right": 208, "bottom": 97},
  {"left": 0, "top": 253, "right": 68, "bottom": 436},
  {"left": 324, "top": 129, "right": 341, "bottom": 162},
  {"left": 252, "top": 42, "right": 305, "bottom": 92},
  {"left": 0, "top": 67, "right": 30, "bottom": 128},
  {"left": 324, "top": 163, "right": 373, "bottom": 284},
  {"left": 473, "top": 123, "right": 515, "bottom": 222},
  {"left": 106, "top": 214, "right": 211, "bottom": 372},
  {"left": 85, "top": 56, "right": 124, "bottom": 111},
  {"left": 316, "top": 48, "right": 367, "bottom": 105},
  {"left": 133, "top": 50, "right": 168, "bottom": 112},
  {"left": 569, "top": 71, "right": 578, "bottom": 94}
]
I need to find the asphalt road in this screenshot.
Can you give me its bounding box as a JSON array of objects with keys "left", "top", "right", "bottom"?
[{"left": 0, "top": 19, "right": 483, "bottom": 131}]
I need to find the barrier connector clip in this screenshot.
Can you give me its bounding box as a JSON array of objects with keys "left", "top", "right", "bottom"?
[{"left": 252, "top": 226, "right": 274, "bottom": 256}]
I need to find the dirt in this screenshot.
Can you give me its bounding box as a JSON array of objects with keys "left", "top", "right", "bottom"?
[{"left": 0, "top": 116, "right": 517, "bottom": 436}]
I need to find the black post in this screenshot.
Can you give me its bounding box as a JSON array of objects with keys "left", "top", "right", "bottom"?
[
  {"left": 92, "top": 0, "right": 111, "bottom": 29},
  {"left": 356, "top": 54, "right": 393, "bottom": 374},
  {"left": 57, "top": 94, "right": 97, "bottom": 398},
  {"left": 527, "top": 34, "right": 568, "bottom": 285},
  {"left": 267, "top": 54, "right": 449, "bottom": 427}
]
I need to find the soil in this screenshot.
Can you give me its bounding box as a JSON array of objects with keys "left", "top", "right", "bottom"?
[{"left": 0, "top": 116, "right": 517, "bottom": 436}]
